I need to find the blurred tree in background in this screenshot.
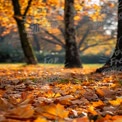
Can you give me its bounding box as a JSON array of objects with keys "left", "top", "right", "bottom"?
[
  {"left": 96, "top": 0, "right": 122, "bottom": 72},
  {"left": 0, "top": 0, "right": 117, "bottom": 65}
]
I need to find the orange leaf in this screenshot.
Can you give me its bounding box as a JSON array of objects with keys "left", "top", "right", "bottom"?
[
  {"left": 96, "top": 88, "right": 105, "bottom": 97},
  {"left": 88, "top": 105, "right": 98, "bottom": 115},
  {"left": 34, "top": 117, "right": 48, "bottom": 122},
  {"left": 71, "top": 116, "right": 89, "bottom": 122},
  {"left": 92, "top": 100, "right": 104, "bottom": 108},
  {"left": 36, "top": 104, "right": 69, "bottom": 119},
  {"left": 112, "top": 116, "right": 122, "bottom": 122}
]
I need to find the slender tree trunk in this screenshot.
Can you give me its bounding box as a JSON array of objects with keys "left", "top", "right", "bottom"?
[
  {"left": 96, "top": 0, "right": 122, "bottom": 72},
  {"left": 33, "top": 34, "right": 41, "bottom": 51},
  {"left": 12, "top": 0, "right": 38, "bottom": 64},
  {"left": 64, "top": 0, "right": 82, "bottom": 68}
]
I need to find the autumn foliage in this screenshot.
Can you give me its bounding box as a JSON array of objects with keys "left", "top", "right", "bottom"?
[
  {"left": 0, "top": 0, "right": 121, "bottom": 121},
  {"left": 0, "top": 0, "right": 107, "bottom": 36},
  {"left": 0, "top": 64, "right": 121, "bottom": 122}
]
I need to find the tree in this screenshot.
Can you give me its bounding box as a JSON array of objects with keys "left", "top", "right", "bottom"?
[
  {"left": 38, "top": 0, "right": 116, "bottom": 55},
  {"left": 63, "top": 0, "right": 82, "bottom": 68},
  {"left": 11, "top": 0, "right": 38, "bottom": 64},
  {"left": 96, "top": 0, "right": 122, "bottom": 73}
]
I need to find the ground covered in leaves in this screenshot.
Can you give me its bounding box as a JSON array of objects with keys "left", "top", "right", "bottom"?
[{"left": 0, "top": 64, "right": 122, "bottom": 122}]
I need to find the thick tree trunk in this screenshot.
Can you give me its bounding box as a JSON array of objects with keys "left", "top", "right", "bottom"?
[
  {"left": 96, "top": 0, "right": 122, "bottom": 72},
  {"left": 12, "top": 0, "right": 38, "bottom": 64},
  {"left": 64, "top": 0, "right": 82, "bottom": 68},
  {"left": 15, "top": 19, "right": 38, "bottom": 64}
]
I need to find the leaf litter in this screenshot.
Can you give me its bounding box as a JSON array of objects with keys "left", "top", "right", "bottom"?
[{"left": 0, "top": 65, "right": 121, "bottom": 122}]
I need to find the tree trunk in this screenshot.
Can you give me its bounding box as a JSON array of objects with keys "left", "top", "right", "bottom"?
[
  {"left": 96, "top": 0, "right": 122, "bottom": 72},
  {"left": 33, "top": 34, "right": 41, "bottom": 51},
  {"left": 64, "top": 0, "right": 82, "bottom": 68},
  {"left": 16, "top": 19, "right": 38, "bottom": 64},
  {"left": 12, "top": 0, "right": 38, "bottom": 64}
]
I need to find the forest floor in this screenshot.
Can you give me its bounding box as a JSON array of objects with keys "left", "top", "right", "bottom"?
[{"left": 0, "top": 64, "right": 122, "bottom": 122}]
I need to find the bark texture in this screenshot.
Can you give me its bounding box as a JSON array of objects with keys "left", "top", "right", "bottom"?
[
  {"left": 96, "top": 0, "right": 122, "bottom": 72},
  {"left": 12, "top": 0, "right": 38, "bottom": 64},
  {"left": 64, "top": 0, "right": 82, "bottom": 68}
]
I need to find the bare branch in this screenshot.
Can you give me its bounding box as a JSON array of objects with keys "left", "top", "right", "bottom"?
[
  {"left": 40, "top": 37, "right": 65, "bottom": 48},
  {"left": 80, "top": 43, "right": 99, "bottom": 53},
  {"left": 58, "top": 26, "right": 65, "bottom": 37},
  {"left": 80, "top": 37, "right": 113, "bottom": 53},
  {"left": 78, "top": 27, "right": 91, "bottom": 49},
  {"left": 40, "top": 28, "right": 65, "bottom": 46},
  {"left": 23, "top": 0, "right": 33, "bottom": 17},
  {"left": 76, "top": 16, "right": 90, "bottom": 30}
]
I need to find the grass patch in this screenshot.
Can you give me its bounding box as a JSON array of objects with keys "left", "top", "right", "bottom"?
[{"left": 83, "top": 64, "right": 103, "bottom": 68}]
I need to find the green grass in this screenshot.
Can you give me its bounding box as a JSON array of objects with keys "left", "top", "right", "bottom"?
[{"left": 83, "top": 64, "right": 104, "bottom": 68}]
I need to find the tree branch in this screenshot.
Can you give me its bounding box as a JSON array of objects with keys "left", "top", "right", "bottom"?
[
  {"left": 76, "top": 16, "right": 90, "bottom": 30},
  {"left": 40, "top": 37, "right": 65, "bottom": 48},
  {"left": 80, "top": 37, "right": 113, "bottom": 53},
  {"left": 41, "top": 28, "right": 65, "bottom": 46},
  {"left": 58, "top": 26, "right": 65, "bottom": 37},
  {"left": 23, "top": 0, "right": 33, "bottom": 17},
  {"left": 12, "top": 0, "right": 22, "bottom": 17},
  {"left": 78, "top": 27, "right": 91, "bottom": 49}
]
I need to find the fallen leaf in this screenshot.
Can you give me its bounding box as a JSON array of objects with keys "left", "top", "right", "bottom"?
[
  {"left": 96, "top": 115, "right": 122, "bottom": 122},
  {"left": 36, "top": 104, "right": 69, "bottom": 119},
  {"left": 34, "top": 117, "right": 48, "bottom": 122},
  {"left": 88, "top": 105, "right": 98, "bottom": 115},
  {"left": 55, "top": 95, "right": 74, "bottom": 105},
  {"left": 6, "top": 104, "right": 34, "bottom": 119},
  {"left": 92, "top": 100, "right": 104, "bottom": 108},
  {"left": 0, "top": 98, "right": 10, "bottom": 111},
  {"left": 70, "top": 116, "right": 89, "bottom": 122},
  {"left": 109, "top": 98, "right": 122, "bottom": 106},
  {"left": 95, "top": 88, "right": 105, "bottom": 97},
  {"left": 112, "top": 115, "right": 122, "bottom": 122}
]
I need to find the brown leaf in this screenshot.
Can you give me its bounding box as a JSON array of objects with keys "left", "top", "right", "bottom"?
[
  {"left": 55, "top": 95, "right": 74, "bottom": 105},
  {"left": 96, "top": 115, "right": 122, "bottom": 122},
  {"left": 6, "top": 104, "right": 34, "bottom": 119},
  {"left": 0, "top": 98, "right": 11, "bottom": 111},
  {"left": 38, "top": 97, "right": 53, "bottom": 104}
]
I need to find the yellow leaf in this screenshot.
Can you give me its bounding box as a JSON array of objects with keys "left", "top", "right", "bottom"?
[
  {"left": 74, "top": 16, "right": 81, "bottom": 21},
  {"left": 74, "top": 4, "right": 82, "bottom": 11},
  {"left": 109, "top": 98, "right": 122, "bottom": 106},
  {"left": 45, "top": 91, "right": 61, "bottom": 98},
  {"left": 34, "top": 117, "right": 48, "bottom": 122},
  {"left": 88, "top": 105, "right": 98, "bottom": 115},
  {"left": 93, "top": 4, "right": 101, "bottom": 11}
]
